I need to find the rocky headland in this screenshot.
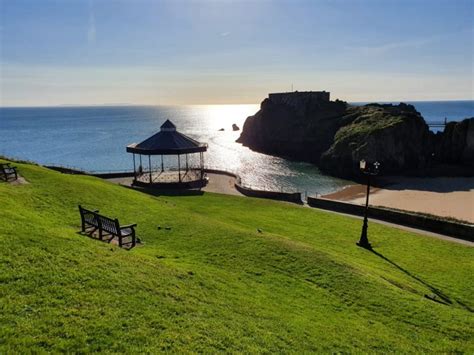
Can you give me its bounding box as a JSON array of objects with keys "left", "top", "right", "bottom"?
[{"left": 237, "top": 92, "right": 474, "bottom": 178}]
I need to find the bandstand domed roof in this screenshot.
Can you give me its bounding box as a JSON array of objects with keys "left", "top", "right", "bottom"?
[{"left": 126, "top": 120, "right": 207, "bottom": 155}]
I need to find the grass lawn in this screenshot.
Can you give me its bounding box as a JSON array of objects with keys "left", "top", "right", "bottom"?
[{"left": 1, "top": 160, "right": 473, "bottom": 352}]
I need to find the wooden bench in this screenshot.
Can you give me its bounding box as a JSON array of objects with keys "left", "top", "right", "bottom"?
[
  {"left": 97, "top": 214, "right": 137, "bottom": 247},
  {"left": 1, "top": 163, "right": 18, "bottom": 181},
  {"left": 78, "top": 205, "right": 137, "bottom": 248}
]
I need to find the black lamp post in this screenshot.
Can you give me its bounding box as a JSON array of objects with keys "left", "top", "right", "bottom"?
[{"left": 357, "top": 160, "right": 380, "bottom": 249}]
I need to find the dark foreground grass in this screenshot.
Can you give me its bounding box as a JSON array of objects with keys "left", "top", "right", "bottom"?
[{"left": 0, "top": 160, "right": 473, "bottom": 352}]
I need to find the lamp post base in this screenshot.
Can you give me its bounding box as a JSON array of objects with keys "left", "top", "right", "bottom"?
[
  {"left": 356, "top": 241, "right": 372, "bottom": 250},
  {"left": 357, "top": 220, "right": 372, "bottom": 250}
]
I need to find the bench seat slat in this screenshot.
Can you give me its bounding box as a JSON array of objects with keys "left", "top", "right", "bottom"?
[{"left": 120, "top": 227, "right": 134, "bottom": 236}]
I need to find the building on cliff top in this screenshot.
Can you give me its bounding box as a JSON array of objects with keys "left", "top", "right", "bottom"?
[{"left": 268, "top": 91, "right": 330, "bottom": 102}]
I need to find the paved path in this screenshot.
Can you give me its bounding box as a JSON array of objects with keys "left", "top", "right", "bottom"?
[{"left": 202, "top": 173, "right": 243, "bottom": 196}]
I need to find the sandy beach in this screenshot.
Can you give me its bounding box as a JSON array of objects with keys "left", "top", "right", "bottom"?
[{"left": 323, "top": 177, "right": 474, "bottom": 224}]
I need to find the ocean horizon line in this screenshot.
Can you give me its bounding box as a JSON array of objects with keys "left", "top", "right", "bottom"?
[{"left": 1, "top": 99, "right": 473, "bottom": 109}]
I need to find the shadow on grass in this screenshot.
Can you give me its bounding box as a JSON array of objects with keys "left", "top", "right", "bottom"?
[
  {"left": 76, "top": 231, "right": 137, "bottom": 250},
  {"left": 123, "top": 185, "right": 205, "bottom": 197},
  {"left": 370, "top": 249, "right": 473, "bottom": 312},
  {"left": 378, "top": 174, "right": 474, "bottom": 193}
]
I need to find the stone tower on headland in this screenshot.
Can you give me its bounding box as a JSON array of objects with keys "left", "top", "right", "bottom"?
[{"left": 268, "top": 91, "right": 330, "bottom": 105}]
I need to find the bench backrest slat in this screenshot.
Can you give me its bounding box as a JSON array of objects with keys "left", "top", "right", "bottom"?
[
  {"left": 79, "top": 205, "right": 99, "bottom": 227},
  {"left": 84, "top": 212, "right": 98, "bottom": 226},
  {"left": 97, "top": 215, "right": 119, "bottom": 234}
]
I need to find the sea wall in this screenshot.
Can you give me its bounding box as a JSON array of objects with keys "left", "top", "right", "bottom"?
[
  {"left": 307, "top": 196, "right": 474, "bottom": 242},
  {"left": 46, "top": 166, "right": 136, "bottom": 179},
  {"left": 235, "top": 184, "right": 302, "bottom": 204},
  {"left": 204, "top": 168, "right": 303, "bottom": 204},
  {"left": 92, "top": 171, "right": 135, "bottom": 179},
  {"left": 204, "top": 168, "right": 240, "bottom": 180},
  {"left": 46, "top": 166, "right": 88, "bottom": 175}
]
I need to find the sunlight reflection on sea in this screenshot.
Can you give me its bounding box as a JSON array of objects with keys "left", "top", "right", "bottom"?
[
  {"left": 3, "top": 101, "right": 471, "bottom": 195},
  {"left": 0, "top": 104, "right": 349, "bottom": 195}
]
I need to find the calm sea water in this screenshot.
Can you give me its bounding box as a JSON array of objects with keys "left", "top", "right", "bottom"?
[{"left": 1, "top": 101, "right": 472, "bottom": 194}]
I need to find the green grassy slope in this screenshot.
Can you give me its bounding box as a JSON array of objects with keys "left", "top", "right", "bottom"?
[{"left": 1, "top": 161, "right": 473, "bottom": 352}]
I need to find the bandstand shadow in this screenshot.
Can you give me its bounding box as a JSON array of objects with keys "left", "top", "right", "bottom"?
[
  {"left": 76, "top": 231, "right": 136, "bottom": 250},
  {"left": 123, "top": 184, "right": 205, "bottom": 198}
]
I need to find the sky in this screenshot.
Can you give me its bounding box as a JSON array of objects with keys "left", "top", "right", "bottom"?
[{"left": 0, "top": 0, "right": 473, "bottom": 106}]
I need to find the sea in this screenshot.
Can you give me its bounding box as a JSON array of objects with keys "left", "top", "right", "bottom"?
[{"left": 1, "top": 100, "right": 473, "bottom": 195}]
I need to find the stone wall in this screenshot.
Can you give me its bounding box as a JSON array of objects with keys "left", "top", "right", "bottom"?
[{"left": 235, "top": 184, "right": 302, "bottom": 204}]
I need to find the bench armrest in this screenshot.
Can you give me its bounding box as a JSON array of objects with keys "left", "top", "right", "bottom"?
[{"left": 120, "top": 223, "right": 137, "bottom": 229}]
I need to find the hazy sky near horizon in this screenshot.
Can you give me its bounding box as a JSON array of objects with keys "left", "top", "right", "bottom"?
[{"left": 1, "top": 0, "right": 473, "bottom": 106}]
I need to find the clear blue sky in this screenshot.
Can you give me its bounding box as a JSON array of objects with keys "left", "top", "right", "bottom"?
[{"left": 1, "top": 0, "right": 473, "bottom": 106}]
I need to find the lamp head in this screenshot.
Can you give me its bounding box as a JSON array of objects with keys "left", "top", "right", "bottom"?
[{"left": 373, "top": 161, "right": 380, "bottom": 172}]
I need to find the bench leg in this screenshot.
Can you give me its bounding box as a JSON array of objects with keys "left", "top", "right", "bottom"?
[{"left": 119, "top": 235, "right": 123, "bottom": 247}]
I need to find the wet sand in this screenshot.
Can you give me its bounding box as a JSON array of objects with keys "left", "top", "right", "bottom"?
[{"left": 323, "top": 177, "right": 474, "bottom": 224}]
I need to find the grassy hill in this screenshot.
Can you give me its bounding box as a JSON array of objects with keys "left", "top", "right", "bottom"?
[{"left": 1, "top": 160, "right": 473, "bottom": 352}]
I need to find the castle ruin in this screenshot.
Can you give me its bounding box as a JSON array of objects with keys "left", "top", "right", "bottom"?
[{"left": 268, "top": 91, "right": 330, "bottom": 104}]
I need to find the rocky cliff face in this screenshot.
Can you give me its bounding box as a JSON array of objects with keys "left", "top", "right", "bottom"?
[
  {"left": 319, "top": 104, "right": 434, "bottom": 177},
  {"left": 237, "top": 95, "right": 473, "bottom": 178},
  {"left": 434, "top": 118, "right": 474, "bottom": 166},
  {"left": 237, "top": 95, "right": 347, "bottom": 162}
]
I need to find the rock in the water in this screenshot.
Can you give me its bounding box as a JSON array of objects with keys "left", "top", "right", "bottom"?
[{"left": 232, "top": 123, "right": 240, "bottom": 131}]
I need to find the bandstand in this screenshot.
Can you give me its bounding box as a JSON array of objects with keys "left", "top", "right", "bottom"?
[{"left": 126, "top": 120, "right": 208, "bottom": 188}]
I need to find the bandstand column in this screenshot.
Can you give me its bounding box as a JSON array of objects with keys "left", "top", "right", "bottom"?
[
  {"left": 161, "top": 154, "right": 164, "bottom": 172},
  {"left": 148, "top": 155, "right": 152, "bottom": 183},
  {"left": 178, "top": 154, "right": 181, "bottom": 183},
  {"left": 200, "top": 152, "right": 204, "bottom": 179},
  {"left": 132, "top": 153, "right": 136, "bottom": 180}
]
